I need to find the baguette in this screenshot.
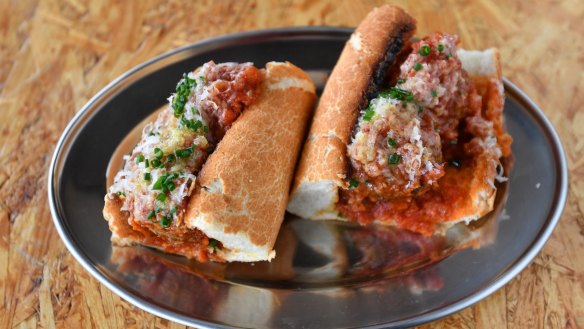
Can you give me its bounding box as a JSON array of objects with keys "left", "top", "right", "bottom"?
[
  {"left": 288, "top": 5, "right": 416, "bottom": 220},
  {"left": 105, "top": 61, "right": 316, "bottom": 262},
  {"left": 288, "top": 6, "right": 512, "bottom": 236}
]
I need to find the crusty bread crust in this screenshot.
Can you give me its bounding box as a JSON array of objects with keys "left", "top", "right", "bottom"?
[
  {"left": 288, "top": 5, "right": 416, "bottom": 219},
  {"left": 184, "top": 62, "right": 316, "bottom": 262}
]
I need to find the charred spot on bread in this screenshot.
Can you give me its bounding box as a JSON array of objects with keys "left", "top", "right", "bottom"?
[{"left": 346, "top": 20, "right": 417, "bottom": 180}]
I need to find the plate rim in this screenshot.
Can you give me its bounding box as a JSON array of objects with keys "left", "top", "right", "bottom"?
[{"left": 47, "top": 26, "right": 568, "bottom": 328}]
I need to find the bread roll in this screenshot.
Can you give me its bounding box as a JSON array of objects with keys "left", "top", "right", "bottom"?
[
  {"left": 105, "top": 62, "right": 316, "bottom": 262},
  {"left": 288, "top": 6, "right": 512, "bottom": 236}
]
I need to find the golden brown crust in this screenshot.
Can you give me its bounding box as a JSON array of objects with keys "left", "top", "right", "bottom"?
[
  {"left": 292, "top": 5, "right": 416, "bottom": 191},
  {"left": 184, "top": 62, "right": 316, "bottom": 260}
]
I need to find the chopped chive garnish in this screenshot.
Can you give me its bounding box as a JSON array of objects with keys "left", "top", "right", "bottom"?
[
  {"left": 450, "top": 160, "right": 461, "bottom": 168},
  {"left": 116, "top": 191, "right": 125, "bottom": 196},
  {"left": 362, "top": 105, "right": 375, "bottom": 121},
  {"left": 418, "top": 45, "right": 431, "bottom": 56},
  {"left": 170, "top": 206, "right": 177, "bottom": 214},
  {"left": 156, "top": 193, "right": 167, "bottom": 201},
  {"left": 381, "top": 87, "right": 415, "bottom": 102},
  {"left": 208, "top": 238, "right": 221, "bottom": 250},
  {"left": 144, "top": 173, "right": 151, "bottom": 181},
  {"left": 437, "top": 44, "right": 445, "bottom": 52},
  {"left": 176, "top": 148, "right": 193, "bottom": 158},
  {"left": 172, "top": 73, "right": 197, "bottom": 118},
  {"left": 413, "top": 62, "right": 422, "bottom": 71},
  {"left": 431, "top": 90, "right": 437, "bottom": 97},
  {"left": 154, "top": 148, "right": 163, "bottom": 159},
  {"left": 388, "top": 153, "right": 402, "bottom": 165},
  {"left": 397, "top": 78, "right": 405, "bottom": 84},
  {"left": 151, "top": 159, "right": 162, "bottom": 168},
  {"left": 136, "top": 154, "right": 145, "bottom": 163},
  {"left": 144, "top": 159, "right": 149, "bottom": 168},
  {"left": 152, "top": 175, "right": 167, "bottom": 190},
  {"left": 181, "top": 116, "right": 204, "bottom": 132},
  {"left": 387, "top": 138, "right": 398, "bottom": 147},
  {"left": 147, "top": 210, "right": 155, "bottom": 219},
  {"left": 160, "top": 215, "right": 171, "bottom": 227},
  {"left": 166, "top": 154, "right": 176, "bottom": 164},
  {"left": 348, "top": 178, "right": 360, "bottom": 189},
  {"left": 163, "top": 182, "right": 176, "bottom": 192}
]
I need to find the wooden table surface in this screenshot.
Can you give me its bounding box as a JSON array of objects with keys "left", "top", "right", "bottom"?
[{"left": 1, "top": 0, "right": 582, "bottom": 328}]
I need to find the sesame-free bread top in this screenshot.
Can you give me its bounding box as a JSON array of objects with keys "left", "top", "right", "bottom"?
[
  {"left": 185, "top": 62, "right": 316, "bottom": 262},
  {"left": 288, "top": 5, "right": 416, "bottom": 219}
]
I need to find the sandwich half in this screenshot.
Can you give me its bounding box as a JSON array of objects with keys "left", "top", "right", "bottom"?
[
  {"left": 104, "top": 61, "right": 316, "bottom": 262},
  {"left": 287, "top": 5, "right": 512, "bottom": 236}
]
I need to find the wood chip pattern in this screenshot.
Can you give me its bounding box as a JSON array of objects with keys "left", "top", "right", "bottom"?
[{"left": 0, "top": 0, "right": 582, "bottom": 328}]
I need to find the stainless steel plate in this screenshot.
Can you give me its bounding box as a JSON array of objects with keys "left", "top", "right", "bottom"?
[{"left": 48, "top": 27, "right": 568, "bottom": 328}]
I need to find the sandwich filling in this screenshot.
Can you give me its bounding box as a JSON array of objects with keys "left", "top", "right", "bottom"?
[
  {"left": 340, "top": 33, "right": 512, "bottom": 235},
  {"left": 107, "top": 61, "right": 262, "bottom": 261}
]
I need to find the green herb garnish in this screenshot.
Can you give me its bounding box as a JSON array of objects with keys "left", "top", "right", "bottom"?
[
  {"left": 175, "top": 148, "right": 193, "bottom": 159},
  {"left": 387, "top": 138, "right": 398, "bottom": 147},
  {"left": 181, "top": 116, "right": 205, "bottom": 132},
  {"left": 172, "top": 73, "right": 197, "bottom": 118},
  {"left": 348, "top": 178, "right": 360, "bottom": 189},
  {"left": 208, "top": 238, "right": 221, "bottom": 250},
  {"left": 431, "top": 90, "right": 437, "bottom": 97},
  {"left": 136, "top": 154, "right": 145, "bottom": 163},
  {"left": 152, "top": 175, "right": 167, "bottom": 190},
  {"left": 381, "top": 87, "right": 415, "bottom": 102},
  {"left": 146, "top": 210, "right": 155, "bottom": 220},
  {"left": 437, "top": 44, "right": 445, "bottom": 52},
  {"left": 156, "top": 193, "right": 167, "bottom": 202},
  {"left": 151, "top": 159, "right": 162, "bottom": 168},
  {"left": 362, "top": 105, "right": 375, "bottom": 121},
  {"left": 163, "top": 182, "right": 176, "bottom": 193},
  {"left": 166, "top": 154, "right": 176, "bottom": 164},
  {"left": 160, "top": 215, "right": 171, "bottom": 227},
  {"left": 154, "top": 148, "right": 163, "bottom": 159},
  {"left": 388, "top": 153, "right": 402, "bottom": 165},
  {"left": 144, "top": 172, "right": 151, "bottom": 181},
  {"left": 418, "top": 45, "right": 431, "bottom": 56},
  {"left": 144, "top": 159, "right": 149, "bottom": 168},
  {"left": 413, "top": 62, "right": 422, "bottom": 71},
  {"left": 397, "top": 78, "right": 405, "bottom": 84}
]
